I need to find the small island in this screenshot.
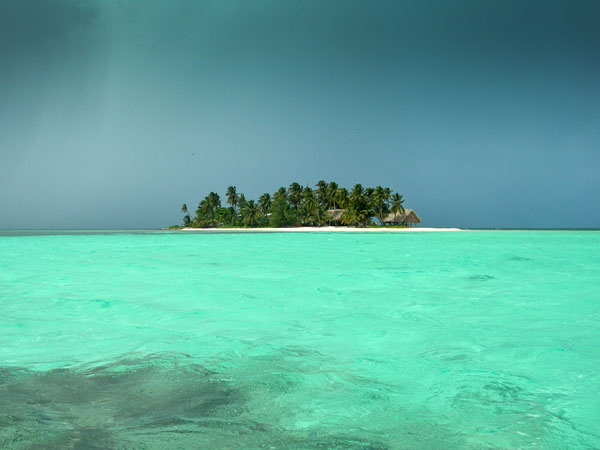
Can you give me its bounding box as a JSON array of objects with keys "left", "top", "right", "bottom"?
[{"left": 174, "top": 181, "right": 423, "bottom": 229}]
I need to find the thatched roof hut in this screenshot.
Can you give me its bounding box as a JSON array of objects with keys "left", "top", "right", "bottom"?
[
  {"left": 327, "top": 209, "right": 345, "bottom": 222},
  {"left": 382, "top": 209, "right": 421, "bottom": 225}
]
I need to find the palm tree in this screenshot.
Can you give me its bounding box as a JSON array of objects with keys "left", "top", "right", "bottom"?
[
  {"left": 273, "top": 187, "right": 287, "bottom": 202},
  {"left": 324, "top": 181, "right": 339, "bottom": 224},
  {"left": 226, "top": 186, "right": 240, "bottom": 223},
  {"left": 215, "top": 207, "right": 231, "bottom": 225},
  {"left": 208, "top": 192, "right": 221, "bottom": 209},
  {"left": 194, "top": 197, "right": 212, "bottom": 226},
  {"left": 350, "top": 184, "right": 366, "bottom": 207},
  {"left": 341, "top": 208, "right": 358, "bottom": 226},
  {"left": 390, "top": 193, "right": 405, "bottom": 221},
  {"left": 205, "top": 192, "right": 220, "bottom": 220},
  {"left": 288, "top": 182, "right": 302, "bottom": 210},
  {"left": 258, "top": 193, "right": 271, "bottom": 215},
  {"left": 365, "top": 187, "right": 375, "bottom": 212},
  {"left": 302, "top": 186, "right": 318, "bottom": 225},
  {"left": 384, "top": 187, "right": 392, "bottom": 203},
  {"left": 348, "top": 184, "right": 371, "bottom": 227},
  {"left": 181, "top": 203, "right": 189, "bottom": 225},
  {"left": 241, "top": 200, "right": 261, "bottom": 226},
  {"left": 194, "top": 193, "right": 221, "bottom": 225},
  {"left": 327, "top": 182, "right": 339, "bottom": 209},
  {"left": 237, "top": 193, "right": 247, "bottom": 210},
  {"left": 195, "top": 199, "right": 207, "bottom": 220},
  {"left": 270, "top": 193, "right": 295, "bottom": 227},
  {"left": 335, "top": 188, "right": 349, "bottom": 209},
  {"left": 183, "top": 182, "right": 406, "bottom": 229},
  {"left": 315, "top": 180, "right": 328, "bottom": 207},
  {"left": 372, "top": 186, "right": 391, "bottom": 225}
]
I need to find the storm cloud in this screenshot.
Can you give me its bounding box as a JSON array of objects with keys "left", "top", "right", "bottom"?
[{"left": 1, "top": 0, "right": 599, "bottom": 228}]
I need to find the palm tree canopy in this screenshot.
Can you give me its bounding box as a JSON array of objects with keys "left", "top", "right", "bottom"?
[
  {"left": 327, "top": 182, "right": 339, "bottom": 208},
  {"left": 374, "top": 186, "right": 391, "bottom": 206},
  {"left": 208, "top": 192, "right": 221, "bottom": 209},
  {"left": 304, "top": 194, "right": 317, "bottom": 214},
  {"left": 273, "top": 187, "right": 287, "bottom": 202},
  {"left": 350, "top": 184, "right": 366, "bottom": 205},
  {"left": 226, "top": 186, "right": 239, "bottom": 207},
  {"left": 371, "top": 186, "right": 391, "bottom": 223},
  {"left": 237, "top": 193, "right": 248, "bottom": 210},
  {"left": 288, "top": 182, "right": 302, "bottom": 208},
  {"left": 241, "top": 200, "right": 262, "bottom": 226},
  {"left": 289, "top": 182, "right": 301, "bottom": 193},
  {"left": 258, "top": 193, "right": 271, "bottom": 214},
  {"left": 390, "top": 193, "right": 405, "bottom": 214},
  {"left": 341, "top": 208, "right": 358, "bottom": 226},
  {"left": 184, "top": 182, "right": 411, "bottom": 228},
  {"left": 335, "top": 188, "right": 349, "bottom": 209},
  {"left": 315, "top": 180, "right": 328, "bottom": 207}
]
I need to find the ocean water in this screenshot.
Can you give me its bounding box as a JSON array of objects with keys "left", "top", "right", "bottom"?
[{"left": 0, "top": 230, "right": 599, "bottom": 449}]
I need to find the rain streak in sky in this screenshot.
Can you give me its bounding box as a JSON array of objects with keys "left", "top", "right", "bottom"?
[{"left": 1, "top": 0, "right": 599, "bottom": 229}]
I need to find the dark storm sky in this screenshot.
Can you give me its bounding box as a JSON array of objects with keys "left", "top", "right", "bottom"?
[{"left": 1, "top": 0, "right": 598, "bottom": 228}]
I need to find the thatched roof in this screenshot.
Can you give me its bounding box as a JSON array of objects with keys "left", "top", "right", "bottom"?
[
  {"left": 383, "top": 209, "right": 421, "bottom": 224},
  {"left": 327, "top": 209, "right": 345, "bottom": 221}
]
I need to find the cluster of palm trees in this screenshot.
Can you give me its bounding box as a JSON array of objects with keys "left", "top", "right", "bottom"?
[{"left": 180, "top": 181, "right": 405, "bottom": 228}]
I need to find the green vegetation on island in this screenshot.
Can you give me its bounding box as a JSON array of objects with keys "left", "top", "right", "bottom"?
[{"left": 178, "top": 181, "right": 420, "bottom": 228}]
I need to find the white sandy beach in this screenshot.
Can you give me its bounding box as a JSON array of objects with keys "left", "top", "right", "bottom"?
[{"left": 180, "top": 226, "right": 461, "bottom": 232}]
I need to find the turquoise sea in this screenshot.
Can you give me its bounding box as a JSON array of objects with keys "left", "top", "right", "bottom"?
[{"left": 1, "top": 230, "right": 599, "bottom": 449}]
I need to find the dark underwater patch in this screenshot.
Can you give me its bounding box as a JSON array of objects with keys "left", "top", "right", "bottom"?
[
  {"left": 0, "top": 354, "right": 246, "bottom": 448},
  {"left": 467, "top": 274, "right": 496, "bottom": 281},
  {"left": 507, "top": 255, "right": 533, "bottom": 261},
  {"left": 0, "top": 352, "right": 469, "bottom": 449}
]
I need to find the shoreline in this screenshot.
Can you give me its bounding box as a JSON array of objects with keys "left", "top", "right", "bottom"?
[{"left": 178, "top": 226, "right": 461, "bottom": 232}]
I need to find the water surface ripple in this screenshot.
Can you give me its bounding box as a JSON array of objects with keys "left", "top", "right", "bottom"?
[{"left": 1, "top": 231, "right": 599, "bottom": 449}]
